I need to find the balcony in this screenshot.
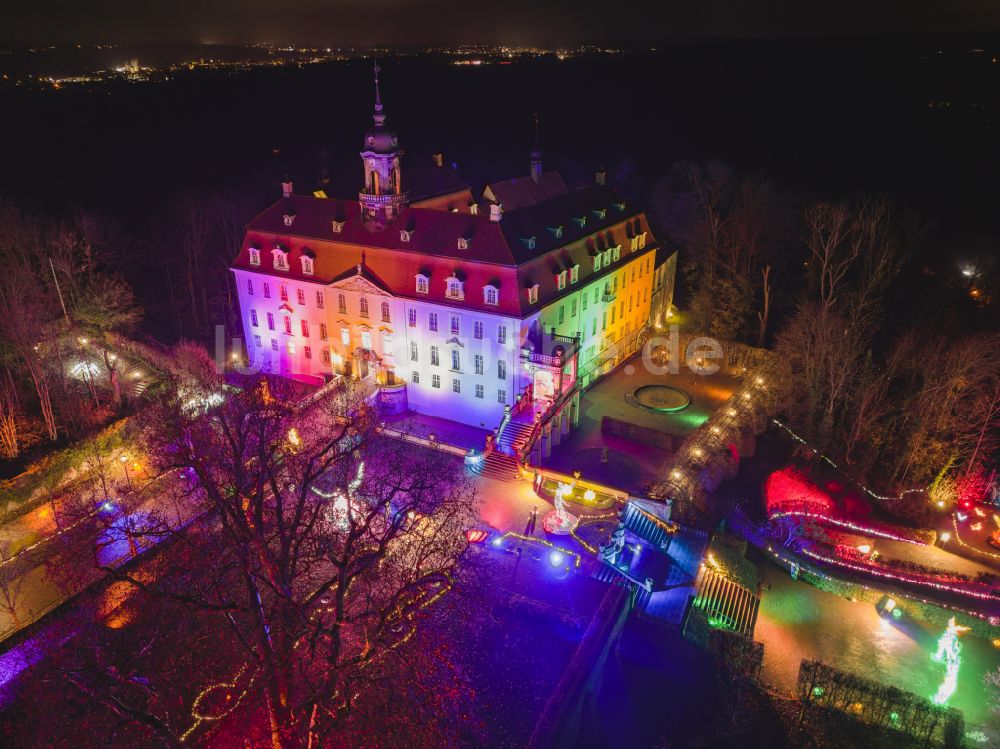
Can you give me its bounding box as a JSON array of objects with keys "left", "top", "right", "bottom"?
[
  {"left": 521, "top": 333, "right": 579, "bottom": 368},
  {"left": 601, "top": 289, "right": 616, "bottom": 303}
]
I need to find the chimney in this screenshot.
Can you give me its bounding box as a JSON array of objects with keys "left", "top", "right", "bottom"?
[
  {"left": 432, "top": 152, "right": 444, "bottom": 167},
  {"left": 489, "top": 203, "right": 503, "bottom": 222},
  {"left": 595, "top": 169, "right": 606, "bottom": 186},
  {"left": 281, "top": 180, "right": 294, "bottom": 198}
]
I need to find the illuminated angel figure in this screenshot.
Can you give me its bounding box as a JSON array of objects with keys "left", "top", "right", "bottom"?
[{"left": 931, "top": 616, "right": 970, "bottom": 705}]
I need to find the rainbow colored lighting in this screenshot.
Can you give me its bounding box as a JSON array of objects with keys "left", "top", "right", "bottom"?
[{"left": 768, "top": 509, "right": 928, "bottom": 545}]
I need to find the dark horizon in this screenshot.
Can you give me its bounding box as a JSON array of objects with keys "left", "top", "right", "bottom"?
[{"left": 4, "top": 0, "right": 1000, "bottom": 47}]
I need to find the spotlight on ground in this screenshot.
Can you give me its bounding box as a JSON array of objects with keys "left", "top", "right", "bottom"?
[{"left": 549, "top": 550, "right": 565, "bottom": 567}]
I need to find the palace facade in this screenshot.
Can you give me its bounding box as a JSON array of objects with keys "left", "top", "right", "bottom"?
[{"left": 231, "top": 72, "right": 675, "bottom": 431}]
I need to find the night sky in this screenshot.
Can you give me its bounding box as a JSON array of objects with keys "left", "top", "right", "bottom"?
[{"left": 4, "top": 0, "right": 1000, "bottom": 45}]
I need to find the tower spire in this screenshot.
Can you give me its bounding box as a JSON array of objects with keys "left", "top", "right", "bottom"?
[
  {"left": 530, "top": 112, "right": 543, "bottom": 183},
  {"left": 373, "top": 59, "right": 384, "bottom": 123}
]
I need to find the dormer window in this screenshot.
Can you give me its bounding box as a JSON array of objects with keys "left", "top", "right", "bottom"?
[
  {"left": 415, "top": 274, "right": 429, "bottom": 294},
  {"left": 613, "top": 245, "right": 621, "bottom": 262},
  {"left": 527, "top": 284, "right": 540, "bottom": 305},
  {"left": 484, "top": 285, "right": 499, "bottom": 306},
  {"left": 592, "top": 208, "right": 607, "bottom": 221},
  {"left": 445, "top": 276, "right": 464, "bottom": 300},
  {"left": 400, "top": 229, "right": 413, "bottom": 242},
  {"left": 331, "top": 219, "right": 345, "bottom": 233},
  {"left": 248, "top": 247, "right": 261, "bottom": 266},
  {"left": 457, "top": 237, "right": 470, "bottom": 250},
  {"left": 272, "top": 247, "right": 289, "bottom": 271},
  {"left": 301, "top": 256, "right": 314, "bottom": 275},
  {"left": 603, "top": 248, "right": 612, "bottom": 266},
  {"left": 469, "top": 203, "right": 479, "bottom": 216},
  {"left": 593, "top": 254, "right": 602, "bottom": 271},
  {"left": 570, "top": 264, "right": 580, "bottom": 284},
  {"left": 572, "top": 216, "right": 587, "bottom": 228},
  {"left": 638, "top": 231, "right": 647, "bottom": 249},
  {"left": 613, "top": 201, "right": 626, "bottom": 212},
  {"left": 282, "top": 213, "right": 295, "bottom": 227},
  {"left": 520, "top": 236, "right": 537, "bottom": 251},
  {"left": 548, "top": 225, "right": 564, "bottom": 239},
  {"left": 556, "top": 270, "right": 567, "bottom": 290}
]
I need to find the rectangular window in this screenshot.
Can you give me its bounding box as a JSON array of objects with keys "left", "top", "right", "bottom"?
[
  {"left": 361, "top": 331, "right": 372, "bottom": 350},
  {"left": 452, "top": 378, "right": 461, "bottom": 393},
  {"left": 602, "top": 311, "right": 607, "bottom": 330},
  {"left": 528, "top": 286, "right": 539, "bottom": 304},
  {"left": 450, "top": 315, "right": 460, "bottom": 336},
  {"left": 341, "top": 328, "right": 350, "bottom": 346},
  {"left": 247, "top": 278, "right": 254, "bottom": 295},
  {"left": 431, "top": 346, "right": 439, "bottom": 366},
  {"left": 249, "top": 248, "right": 261, "bottom": 266},
  {"left": 498, "top": 360, "right": 507, "bottom": 380},
  {"left": 451, "top": 349, "right": 460, "bottom": 371},
  {"left": 316, "top": 290, "right": 325, "bottom": 309},
  {"left": 271, "top": 338, "right": 279, "bottom": 351},
  {"left": 571, "top": 299, "right": 577, "bottom": 317},
  {"left": 300, "top": 320, "right": 309, "bottom": 337},
  {"left": 498, "top": 325, "right": 507, "bottom": 345},
  {"left": 250, "top": 309, "right": 259, "bottom": 327},
  {"left": 280, "top": 285, "right": 289, "bottom": 302},
  {"left": 475, "top": 384, "right": 484, "bottom": 399},
  {"left": 410, "top": 341, "right": 418, "bottom": 361},
  {"left": 283, "top": 316, "right": 292, "bottom": 335},
  {"left": 322, "top": 348, "right": 331, "bottom": 364},
  {"left": 429, "top": 312, "right": 438, "bottom": 332},
  {"left": 408, "top": 308, "right": 417, "bottom": 327},
  {"left": 253, "top": 334, "right": 262, "bottom": 348},
  {"left": 474, "top": 354, "right": 483, "bottom": 375},
  {"left": 474, "top": 321, "right": 483, "bottom": 340},
  {"left": 416, "top": 276, "right": 429, "bottom": 294},
  {"left": 594, "top": 255, "right": 602, "bottom": 272},
  {"left": 338, "top": 294, "right": 347, "bottom": 314},
  {"left": 263, "top": 282, "right": 271, "bottom": 299},
  {"left": 267, "top": 312, "right": 275, "bottom": 331},
  {"left": 610, "top": 306, "right": 616, "bottom": 325},
  {"left": 319, "top": 323, "right": 328, "bottom": 340},
  {"left": 432, "top": 374, "right": 441, "bottom": 389},
  {"left": 558, "top": 306, "right": 565, "bottom": 325},
  {"left": 582, "top": 293, "right": 588, "bottom": 311},
  {"left": 286, "top": 339, "right": 295, "bottom": 355},
  {"left": 571, "top": 265, "right": 579, "bottom": 284},
  {"left": 296, "top": 288, "right": 306, "bottom": 305},
  {"left": 592, "top": 319, "right": 597, "bottom": 336},
  {"left": 498, "top": 389, "right": 507, "bottom": 404},
  {"left": 412, "top": 371, "right": 420, "bottom": 384},
  {"left": 304, "top": 345, "right": 312, "bottom": 359}
]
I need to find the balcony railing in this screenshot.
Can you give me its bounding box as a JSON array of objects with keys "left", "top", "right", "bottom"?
[
  {"left": 601, "top": 289, "right": 616, "bottom": 303},
  {"left": 520, "top": 334, "right": 579, "bottom": 368}
]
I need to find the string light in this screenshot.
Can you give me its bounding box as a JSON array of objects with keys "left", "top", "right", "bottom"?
[
  {"left": 768, "top": 509, "right": 927, "bottom": 545},
  {"left": 799, "top": 547, "right": 1000, "bottom": 602},
  {"left": 495, "top": 531, "right": 582, "bottom": 567},
  {"left": 772, "top": 419, "right": 927, "bottom": 503},
  {"left": 761, "top": 544, "right": 996, "bottom": 625}
]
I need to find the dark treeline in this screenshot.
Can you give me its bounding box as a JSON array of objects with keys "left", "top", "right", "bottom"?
[{"left": 647, "top": 161, "right": 1000, "bottom": 511}]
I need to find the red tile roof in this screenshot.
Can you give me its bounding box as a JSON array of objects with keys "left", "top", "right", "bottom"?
[{"left": 233, "top": 185, "right": 655, "bottom": 318}]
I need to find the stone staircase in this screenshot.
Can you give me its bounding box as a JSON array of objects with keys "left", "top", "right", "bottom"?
[
  {"left": 496, "top": 414, "right": 536, "bottom": 457},
  {"left": 468, "top": 451, "right": 521, "bottom": 482}
]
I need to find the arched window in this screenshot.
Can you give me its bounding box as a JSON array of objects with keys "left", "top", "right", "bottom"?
[
  {"left": 338, "top": 293, "right": 347, "bottom": 314},
  {"left": 359, "top": 297, "right": 369, "bottom": 318},
  {"left": 381, "top": 301, "right": 391, "bottom": 323},
  {"left": 301, "top": 256, "right": 314, "bottom": 275},
  {"left": 483, "top": 286, "right": 498, "bottom": 306}
]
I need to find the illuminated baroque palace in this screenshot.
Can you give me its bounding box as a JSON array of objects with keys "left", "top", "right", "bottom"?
[{"left": 231, "top": 70, "right": 676, "bottom": 430}]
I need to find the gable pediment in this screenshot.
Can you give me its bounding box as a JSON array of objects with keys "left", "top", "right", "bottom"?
[{"left": 329, "top": 273, "right": 391, "bottom": 297}]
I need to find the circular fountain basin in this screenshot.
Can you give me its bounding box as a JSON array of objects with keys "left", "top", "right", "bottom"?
[{"left": 630, "top": 384, "right": 691, "bottom": 413}]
